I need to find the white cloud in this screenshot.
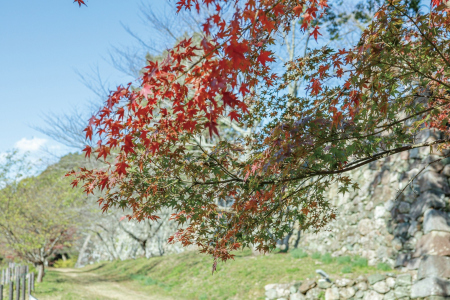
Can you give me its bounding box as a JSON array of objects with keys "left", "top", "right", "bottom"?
[{"left": 14, "top": 137, "right": 47, "bottom": 152}]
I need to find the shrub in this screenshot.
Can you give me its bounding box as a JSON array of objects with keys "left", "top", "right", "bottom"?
[
  {"left": 53, "top": 258, "right": 77, "bottom": 268},
  {"left": 311, "top": 252, "right": 321, "bottom": 259},
  {"left": 320, "top": 253, "right": 333, "bottom": 264},
  {"left": 290, "top": 249, "right": 308, "bottom": 259},
  {"left": 341, "top": 266, "right": 353, "bottom": 273},
  {"left": 337, "top": 256, "right": 352, "bottom": 265},
  {"left": 352, "top": 257, "right": 368, "bottom": 268},
  {"left": 377, "top": 263, "right": 392, "bottom": 271}
]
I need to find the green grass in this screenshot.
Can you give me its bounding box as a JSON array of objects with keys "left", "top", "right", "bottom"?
[
  {"left": 377, "top": 263, "right": 392, "bottom": 271},
  {"left": 32, "top": 249, "right": 397, "bottom": 300},
  {"left": 352, "top": 256, "right": 368, "bottom": 268},
  {"left": 341, "top": 266, "right": 353, "bottom": 273},
  {"left": 337, "top": 256, "right": 352, "bottom": 265},
  {"left": 290, "top": 249, "right": 308, "bottom": 259},
  {"left": 320, "top": 253, "right": 333, "bottom": 264},
  {"left": 33, "top": 270, "right": 106, "bottom": 300}
]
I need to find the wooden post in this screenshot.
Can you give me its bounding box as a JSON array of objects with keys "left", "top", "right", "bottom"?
[
  {"left": 30, "top": 273, "right": 34, "bottom": 292},
  {"left": 8, "top": 281, "right": 13, "bottom": 300},
  {"left": 0, "top": 284, "right": 3, "bottom": 300},
  {"left": 14, "top": 274, "right": 19, "bottom": 300},
  {"left": 20, "top": 275, "right": 24, "bottom": 300},
  {"left": 26, "top": 274, "right": 30, "bottom": 300}
]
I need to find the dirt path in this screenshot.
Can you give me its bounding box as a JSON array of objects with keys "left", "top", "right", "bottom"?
[{"left": 46, "top": 268, "right": 171, "bottom": 300}]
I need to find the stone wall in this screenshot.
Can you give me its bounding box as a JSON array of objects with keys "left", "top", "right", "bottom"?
[
  {"left": 280, "top": 128, "right": 450, "bottom": 299},
  {"left": 265, "top": 273, "right": 413, "bottom": 300}
]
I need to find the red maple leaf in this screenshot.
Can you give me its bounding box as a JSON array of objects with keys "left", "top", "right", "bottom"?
[
  {"left": 228, "top": 111, "right": 241, "bottom": 122},
  {"left": 116, "top": 161, "right": 129, "bottom": 176},
  {"left": 84, "top": 126, "right": 93, "bottom": 141},
  {"left": 74, "top": 0, "right": 86, "bottom": 7},
  {"left": 257, "top": 51, "right": 275, "bottom": 67},
  {"left": 293, "top": 5, "right": 303, "bottom": 16},
  {"left": 310, "top": 26, "right": 322, "bottom": 41},
  {"left": 310, "top": 78, "right": 322, "bottom": 95},
  {"left": 205, "top": 121, "right": 219, "bottom": 138},
  {"left": 83, "top": 145, "right": 92, "bottom": 158}
]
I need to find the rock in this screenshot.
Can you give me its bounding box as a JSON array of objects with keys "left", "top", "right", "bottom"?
[
  {"left": 299, "top": 280, "right": 316, "bottom": 294},
  {"left": 381, "top": 169, "right": 391, "bottom": 184},
  {"left": 398, "top": 202, "right": 411, "bottom": 214},
  {"left": 410, "top": 148, "right": 419, "bottom": 158},
  {"left": 290, "top": 293, "right": 306, "bottom": 300},
  {"left": 408, "top": 221, "right": 419, "bottom": 237},
  {"left": 413, "top": 231, "right": 450, "bottom": 257},
  {"left": 386, "top": 277, "right": 396, "bottom": 288},
  {"left": 411, "top": 277, "right": 450, "bottom": 298},
  {"left": 410, "top": 191, "right": 446, "bottom": 220},
  {"left": 335, "top": 278, "right": 354, "bottom": 287},
  {"left": 265, "top": 284, "right": 290, "bottom": 299},
  {"left": 355, "top": 290, "right": 365, "bottom": 299},
  {"left": 394, "top": 223, "right": 410, "bottom": 239},
  {"left": 384, "top": 290, "right": 396, "bottom": 300},
  {"left": 418, "top": 255, "right": 450, "bottom": 280},
  {"left": 423, "top": 209, "right": 450, "bottom": 234},
  {"left": 395, "top": 253, "right": 409, "bottom": 267},
  {"left": 317, "top": 279, "right": 331, "bottom": 289},
  {"left": 392, "top": 238, "right": 403, "bottom": 252},
  {"left": 442, "top": 164, "right": 450, "bottom": 177},
  {"left": 355, "top": 281, "right": 368, "bottom": 291},
  {"left": 385, "top": 199, "right": 395, "bottom": 211},
  {"left": 418, "top": 170, "right": 450, "bottom": 193},
  {"left": 368, "top": 274, "right": 386, "bottom": 285},
  {"left": 266, "top": 284, "right": 278, "bottom": 291},
  {"left": 305, "top": 287, "right": 321, "bottom": 300},
  {"left": 363, "top": 290, "right": 384, "bottom": 300},
  {"left": 406, "top": 258, "right": 421, "bottom": 270},
  {"left": 339, "top": 287, "right": 356, "bottom": 299},
  {"left": 266, "top": 288, "right": 278, "bottom": 299},
  {"left": 358, "top": 219, "right": 373, "bottom": 236},
  {"left": 428, "top": 296, "right": 450, "bottom": 300},
  {"left": 290, "top": 286, "right": 298, "bottom": 294},
  {"left": 374, "top": 205, "right": 386, "bottom": 219},
  {"left": 416, "top": 128, "right": 440, "bottom": 143},
  {"left": 394, "top": 286, "right": 410, "bottom": 298},
  {"left": 400, "top": 151, "right": 409, "bottom": 160},
  {"left": 325, "top": 287, "right": 339, "bottom": 300},
  {"left": 373, "top": 281, "right": 390, "bottom": 294},
  {"left": 395, "top": 274, "right": 412, "bottom": 286}
]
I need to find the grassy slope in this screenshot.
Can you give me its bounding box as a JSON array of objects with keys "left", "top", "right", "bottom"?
[{"left": 34, "top": 249, "right": 396, "bottom": 300}]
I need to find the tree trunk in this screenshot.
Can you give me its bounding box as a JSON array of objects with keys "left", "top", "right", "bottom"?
[
  {"left": 36, "top": 263, "right": 45, "bottom": 283},
  {"left": 293, "top": 229, "right": 301, "bottom": 249},
  {"left": 278, "top": 231, "right": 293, "bottom": 253},
  {"left": 75, "top": 234, "right": 91, "bottom": 268},
  {"left": 62, "top": 253, "right": 67, "bottom": 261}
]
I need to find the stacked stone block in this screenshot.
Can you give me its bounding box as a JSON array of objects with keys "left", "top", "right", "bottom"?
[
  {"left": 264, "top": 273, "right": 413, "bottom": 300},
  {"left": 279, "top": 128, "right": 450, "bottom": 299}
]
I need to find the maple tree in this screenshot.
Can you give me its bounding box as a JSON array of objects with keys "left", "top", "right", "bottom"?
[
  {"left": 70, "top": 0, "right": 450, "bottom": 269},
  {"left": 0, "top": 152, "right": 84, "bottom": 282}
]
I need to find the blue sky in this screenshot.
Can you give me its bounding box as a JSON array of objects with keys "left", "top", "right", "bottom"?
[{"left": 0, "top": 0, "right": 166, "bottom": 157}]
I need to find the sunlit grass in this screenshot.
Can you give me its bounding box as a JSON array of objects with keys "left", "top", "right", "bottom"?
[{"left": 33, "top": 249, "right": 397, "bottom": 300}]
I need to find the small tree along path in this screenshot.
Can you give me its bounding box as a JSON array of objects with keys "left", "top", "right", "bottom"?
[{"left": 49, "top": 268, "right": 172, "bottom": 300}]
